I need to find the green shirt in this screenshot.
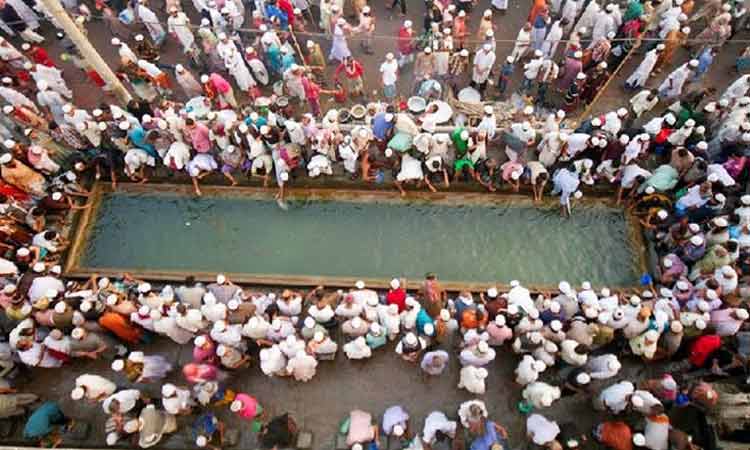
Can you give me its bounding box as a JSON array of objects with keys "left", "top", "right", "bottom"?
[{"left": 451, "top": 127, "right": 469, "bottom": 155}]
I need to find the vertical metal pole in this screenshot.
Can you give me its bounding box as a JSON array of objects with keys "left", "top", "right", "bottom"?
[{"left": 39, "top": 0, "right": 132, "bottom": 104}]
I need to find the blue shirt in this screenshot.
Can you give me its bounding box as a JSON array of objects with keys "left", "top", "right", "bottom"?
[
  {"left": 265, "top": 5, "right": 288, "bottom": 29},
  {"left": 372, "top": 113, "right": 393, "bottom": 140},
  {"left": 416, "top": 309, "right": 435, "bottom": 335},
  {"left": 24, "top": 402, "right": 65, "bottom": 439},
  {"left": 128, "top": 126, "right": 157, "bottom": 158}
]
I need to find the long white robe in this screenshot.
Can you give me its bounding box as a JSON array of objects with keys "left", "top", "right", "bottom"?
[
  {"left": 626, "top": 49, "right": 658, "bottom": 88},
  {"left": 575, "top": 0, "right": 600, "bottom": 34},
  {"left": 32, "top": 65, "right": 72, "bottom": 98},
  {"left": 590, "top": 12, "right": 615, "bottom": 48},
  {"left": 283, "top": 69, "right": 305, "bottom": 101},
  {"left": 167, "top": 12, "right": 195, "bottom": 53},
  {"left": 137, "top": 5, "right": 165, "bottom": 42},
  {"left": 721, "top": 75, "right": 750, "bottom": 104},
  {"left": 658, "top": 64, "right": 691, "bottom": 98},
  {"left": 7, "top": 0, "right": 40, "bottom": 29},
  {"left": 472, "top": 49, "right": 496, "bottom": 84},
  {"left": 0, "top": 87, "right": 36, "bottom": 111},
  {"left": 37, "top": 89, "right": 66, "bottom": 123},
  {"left": 510, "top": 29, "right": 531, "bottom": 61},
  {"left": 224, "top": 50, "right": 256, "bottom": 91},
  {"left": 561, "top": 0, "right": 578, "bottom": 33},
  {"left": 541, "top": 21, "right": 563, "bottom": 58}
]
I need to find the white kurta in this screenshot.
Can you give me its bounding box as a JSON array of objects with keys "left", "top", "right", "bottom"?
[
  {"left": 167, "top": 12, "right": 195, "bottom": 52},
  {"left": 137, "top": 5, "right": 165, "bottom": 42},
  {"left": 626, "top": 50, "right": 659, "bottom": 88},
  {"left": 224, "top": 51, "right": 256, "bottom": 91},
  {"left": 32, "top": 65, "right": 72, "bottom": 98},
  {"left": 0, "top": 87, "right": 36, "bottom": 111},
  {"left": 472, "top": 49, "right": 496, "bottom": 84},
  {"left": 658, "top": 64, "right": 691, "bottom": 98}
]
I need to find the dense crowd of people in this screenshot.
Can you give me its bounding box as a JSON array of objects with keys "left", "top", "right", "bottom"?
[{"left": 0, "top": 0, "right": 749, "bottom": 448}]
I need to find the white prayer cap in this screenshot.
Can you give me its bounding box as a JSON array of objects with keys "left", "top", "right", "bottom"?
[
  {"left": 645, "top": 186, "right": 655, "bottom": 195},
  {"left": 575, "top": 372, "right": 591, "bottom": 385},
  {"left": 736, "top": 308, "right": 749, "bottom": 320},
  {"left": 483, "top": 8, "right": 492, "bottom": 17},
  {"left": 558, "top": 281, "right": 572, "bottom": 294},
  {"left": 460, "top": 49, "right": 469, "bottom": 56},
  {"left": 664, "top": 113, "right": 676, "bottom": 125},
  {"left": 670, "top": 321, "right": 683, "bottom": 333},
  {"left": 352, "top": 444, "right": 363, "bottom": 450},
  {"left": 678, "top": 13, "right": 687, "bottom": 20},
  {"left": 458, "top": 10, "right": 466, "bottom": 16},
  {"left": 656, "top": 44, "right": 665, "bottom": 51},
  {"left": 712, "top": 217, "right": 728, "bottom": 227},
  {"left": 134, "top": 34, "right": 145, "bottom": 42},
  {"left": 534, "top": 49, "right": 543, "bottom": 58},
  {"left": 138, "top": 282, "right": 151, "bottom": 293},
  {"left": 681, "top": 26, "right": 691, "bottom": 34},
  {"left": 200, "top": 18, "right": 210, "bottom": 26},
  {"left": 215, "top": 273, "right": 227, "bottom": 284},
  {"left": 676, "top": 281, "right": 689, "bottom": 291},
  {"left": 690, "top": 235, "right": 703, "bottom": 246},
  {"left": 695, "top": 318, "right": 707, "bottom": 330},
  {"left": 1, "top": 106, "right": 12, "bottom": 115},
  {"left": 605, "top": 3, "right": 615, "bottom": 11},
  {"left": 111, "top": 359, "right": 125, "bottom": 371},
  {"left": 128, "top": 351, "right": 144, "bottom": 363},
  {"left": 722, "top": 4, "right": 731, "bottom": 11},
  {"left": 161, "top": 383, "right": 176, "bottom": 397},
  {"left": 390, "top": 278, "right": 400, "bottom": 289},
  {"left": 533, "top": 360, "right": 546, "bottom": 372},
  {"left": 195, "top": 436, "right": 208, "bottom": 448},
  {"left": 71, "top": 386, "right": 85, "bottom": 400},
  {"left": 62, "top": 103, "right": 74, "bottom": 114},
  {"left": 424, "top": 323, "right": 435, "bottom": 336},
  {"left": 656, "top": 209, "right": 668, "bottom": 220},
  {"left": 214, "top": 320, "right": 228, "bottom": 332},
  {"left": 550, "top": 319, "right": 562, "bottom": 332},
  {"left": 486, "top": 287, "right": 498, "bottom": 298},
  {"left": 106, "top": 432, "right": 119, "bottom": 446},
  {"left": 201, "top": 74, "right": 210, "bottom": 83},
  {"left": 440, "top": 309, "right": 450, "bottom": 321},
  {"left": 574, "top": 51, "right": 583, "bottom": 58},
  {"left": 707, "top": 173, "right": 719, "bottom": 183},
  {"left": 118, "top": 121, "right": 130, "bottom": 130},
  {"left": 216, "top": 344, "right": 227, "bottom": 357},
  {"left": 361, "top": 6, "right": 369, "bottom": 13},
  {"left": 606, "top": 32, "right": 615, "bottom": 40},
  {"left": 477, "top": 340, "right": 489, "bottom": 353},
  {"left": 227, "top": 299, "right": 240, "bottom": 311},
  {"left": 230, "top": 399, "right": 243, "bottom": 412},
  {"left": 110, "top": 37, "right": 121, "bottom": 46},
  {"left": 405, "top": 332, "right": 417, "bottom": 346},
  {"left": 689, "top": 59, "right": 699, "bottom": 68},
  {"left": 33, "top": 262, "right": 45, "bottom": 272},
  {"left": 697, "top": 300, "right": 710, "bottom": 312},
  {"left": 633, "top": 433, "right": 646, "bottom": 446},
  {"left": 460, "top": 130, "right": 470, "bottom": 140}
]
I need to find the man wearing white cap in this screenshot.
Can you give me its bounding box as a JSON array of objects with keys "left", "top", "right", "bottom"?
[
  {"left": 626, "top": 46, "right": 661, "bottom": 89},
  {"left": 136, "top": 0, "right": 166, "bottom": 45},
  {"left": 629, "top": 90, "right": 659, "bottom": 118},
  {"left": 510, "top": 22, "right": 532, "bottom": 62},
  {"left": 658, "top": 60, "right": 696, "bottom": 99},
  {"left": 29, "top": 62, "right": 72, "bottom": 99},
  {"left": 0, "top": 80, "right": 36, "bottom": 113},
  {"left": 286, "top": 350, "right": 318, "bottom": 382},
  {"left": 173, "top": 64, "right": 203, "bottom": 98},
  {"left": 329, "top": 17, "right": 351, "bottom": 63},
  {"left": 721, "top": 74, "right": 750, "bottom": 105},
  {"left": 379, "top": 53, "right": 399, "bottom": 100},
  {"left": 167, "top": 7, "right": 195, "bottom": 53},
  {"left": 72, "top": 374, "right": 116, "bottom": 402},
  {"left": 542, "top": 18, "right": 564, "bottom": 58},
  {"left": 471, "top": 44, "right": 496, "bottom": 94}
]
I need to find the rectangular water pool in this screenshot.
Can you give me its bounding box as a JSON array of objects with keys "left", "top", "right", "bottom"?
[{"left": 65, "top": 184, "right": 645, "bottom": 288}]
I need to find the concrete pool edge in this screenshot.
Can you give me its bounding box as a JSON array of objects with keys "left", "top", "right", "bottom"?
[{"left": 63, "top": 182, "right": 651, "bottom": 293}]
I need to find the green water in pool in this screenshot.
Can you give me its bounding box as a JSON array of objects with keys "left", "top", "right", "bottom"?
[{"left": 80, "top": 191, "right": 641, "bottom": 285}]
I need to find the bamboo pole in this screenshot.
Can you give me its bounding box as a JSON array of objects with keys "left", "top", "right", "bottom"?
[{"left": 39, "top": 0, "right": 132, "bottom": 104}]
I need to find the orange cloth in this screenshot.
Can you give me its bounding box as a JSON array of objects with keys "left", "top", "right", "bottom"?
[
  {"left": 528, "top": 0, "right": 546, "bottom": 23},
  {"left": 599, "top": 421, "right": 633, "bottom": 450},
  {"left": 99, "top": 312, "right": 142, "bottom": 344}
]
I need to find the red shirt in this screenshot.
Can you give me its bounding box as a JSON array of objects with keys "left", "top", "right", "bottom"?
[
  {"left": 654, "top": 128, "right": 674, "bottom": 144},
  {"left": 398, "top": 27, "right": 413, "bottom": 55},
  {"left": 278, "top": 0, "right": 295, "bottom": 26},
  {"left": 334, "top": 60, "right": 364, "bottom": 80},
  {"left": 689, "top": 334, "right": 721, "bottom": 367},
  {"left": 386, "top": 288, "right": 407, "bottom": 312}
]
